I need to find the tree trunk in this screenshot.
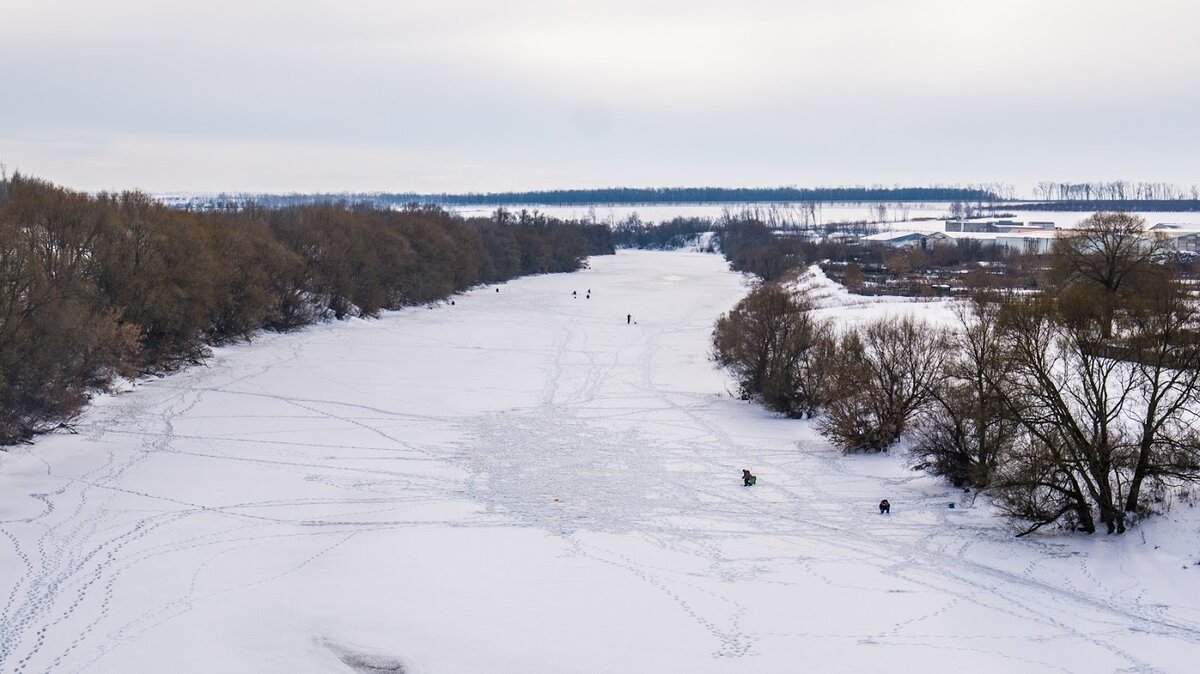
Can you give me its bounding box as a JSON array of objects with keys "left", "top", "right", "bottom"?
[
  {"left": 1125, "top": 425, "right": 1156, "bottom": 515},
  {"left": 1075, "top": 503, "right": 1096, "bottom": 534}
]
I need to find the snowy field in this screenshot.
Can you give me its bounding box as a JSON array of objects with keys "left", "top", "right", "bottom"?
[
  {"left": 446, "top": 202, "right": 1200, "bottom": 232},
  {"left": 2, "top": 250, "right": 1200, "bottom": 673},
  {"left": 446, "top": 202, "right": 951, "bottom": 226}
]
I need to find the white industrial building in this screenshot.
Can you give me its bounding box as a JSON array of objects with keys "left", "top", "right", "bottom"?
[
  {"left": 860, "top": 220, "right": 1198, "bottom": 256},
  {"left": 862, "top": 229, "right": 1058, "bottom": 254}
]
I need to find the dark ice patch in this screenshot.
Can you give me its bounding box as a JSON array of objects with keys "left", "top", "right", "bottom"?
[{"left": 322, "top": 639, "right": 405, "bottom": 673}]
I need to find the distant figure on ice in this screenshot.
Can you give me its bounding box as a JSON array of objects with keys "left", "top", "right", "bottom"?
[
  {"left": 742, "top": 469, "right": 756, "bottom": 487},
  {"left": 496, "top": 288, "right": 500, "bottom": 293},
  {"left": 879, "top": 499, "right": 890, "bottom": 514},
  {"left": 572, "top": 290, "right": 577, "bottom": 297},
  {"left": 627, "top": 314, "right": 632, "bottom": 324}
]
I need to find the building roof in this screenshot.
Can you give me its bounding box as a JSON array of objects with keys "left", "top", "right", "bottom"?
[
  {"left": 940, "top": 230, "right": 1060, "bottom": 241},
  {"left": 862, "top": 230, "right": 927, "bottom": 242},
  {"left": 1150, "top": 223, "right": 1200, "bottom": 233}
]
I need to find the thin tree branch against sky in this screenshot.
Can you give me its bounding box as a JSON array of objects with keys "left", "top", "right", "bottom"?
[{"left": 1, "top": 0, "right": 1197, "bottom": 193}]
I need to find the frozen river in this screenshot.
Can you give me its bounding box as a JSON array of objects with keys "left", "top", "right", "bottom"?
[{"left": 1, "top": 251, "right": 1199, "bottom": 673}]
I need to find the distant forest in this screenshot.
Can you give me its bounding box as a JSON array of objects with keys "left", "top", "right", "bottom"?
[
  {"left": 0, "top": 173, "right": 612, "bottom": 445},
  {"left": 1010, "top": 200, "right": 1200, "bottom": 212},
  {"left": 167, "top": 186, "right": 999, "bottom": 211},
  {"left": 1017, "top": 180, "right": 1200, "bottom": 211}
]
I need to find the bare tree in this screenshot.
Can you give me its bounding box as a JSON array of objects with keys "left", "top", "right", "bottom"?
[
  {"left": 991, "top": 285, "right": 1200, "bottom": 535},
  {"left": 712, "top": 284, "right": 833, "bottom": 417},
  {"left": 1051, "top": 212, "right": 1166, "bottom": 338},
  {"left": 1118, "top": 276, "right": 1200, "bottom": 517},
  {"left": 819, "top": 316, "right": 951, "bottom": 452},
  {"left": 990, "top": 297, "right": 1112, "bottom": 533},
  {"left": 842, "top": 264, "right": 865, "bottom": 292},
  {"left": 912, "top": 297, "right": 1019, "bottom": 488}
]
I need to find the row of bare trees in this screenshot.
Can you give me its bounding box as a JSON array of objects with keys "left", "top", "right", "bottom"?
[
  {"left": 713, "top": 213, "right": 1200, "bottom": 535},
  {"left": 918, "top": 273, "right": 1200, "bottom": 535},
  {"left": 0, "top": 174, "right": 612, "bottom": 445},
  {"left": 1033, "top": 181, "right": 1200, "bottom": 202}
]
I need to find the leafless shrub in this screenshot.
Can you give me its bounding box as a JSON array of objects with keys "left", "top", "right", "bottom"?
[{"left": 818, "top": 316, "right": 951, "bottom": 452}]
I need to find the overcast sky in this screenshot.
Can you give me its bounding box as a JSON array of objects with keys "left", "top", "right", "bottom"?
[{"left": 2, "top": 0, "right": 1198, "bottom": 195}]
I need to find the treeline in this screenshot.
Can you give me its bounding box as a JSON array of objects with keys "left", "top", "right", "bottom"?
[
  {"left": 611, "top": 216, "right": 718, "bottom": 250},
  {"left": 167, "top": 185, "right": 998, "bottom": 211},
  {"left": 612, "top": 215, "right": 861, "bottom": 281},
  {"left": 717, "top": 219, "right": 1018, "bottom": 283},
  {"left": 398, "top": 186, "right": 999, "bottom": 206},
  {"left": 611, "top": 216, "right": 808, "bottom": 281},
  {"left": 0, "top": 174, "right": 612, "bottom": 445},
  {"left": 719, "top": 220, "right": 808, "bottom": 282},
  {"left": 1032, "top": 180, "right": 1200, "bottom": 202},
  {"left": 1011, "top": 199, "right": 1200, "bottom": 212},
  {"left": 713, "top": 213, "right": 1200, "bottom": 535}
]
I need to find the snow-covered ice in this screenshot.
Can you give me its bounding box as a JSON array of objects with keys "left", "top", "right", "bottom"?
[{"left": 1, "top": 250, "right": 1199, "bottom": 673}]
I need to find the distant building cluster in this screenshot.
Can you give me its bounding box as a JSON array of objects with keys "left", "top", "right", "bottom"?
[
  {"left": 943, "top": 219, "right": 1055, "bottom": 233},
  {"left": 862, "top": 221, "right": 1059, "bottom": 254},
  {"left": 860, "top": 219, "right": 1200, "bottom": 256},
  {"left": 1149, "top": 222, "right": 1200, "bottom": 252}
]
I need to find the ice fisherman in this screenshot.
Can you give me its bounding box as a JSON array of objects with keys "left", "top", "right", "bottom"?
[
  {"left": 627, "top": 314, "right": 632, "bottom": 325},
  {"left": 879, "top": 499, "right": 890, "bottom": 514},
  {"left": 742, "top": 469, "right": 756, "bottom": 487}
]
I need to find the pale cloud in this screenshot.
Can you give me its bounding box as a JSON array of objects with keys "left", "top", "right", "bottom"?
[{"left": 1, "top": 0, "right": 1198, "bottom": 193}]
